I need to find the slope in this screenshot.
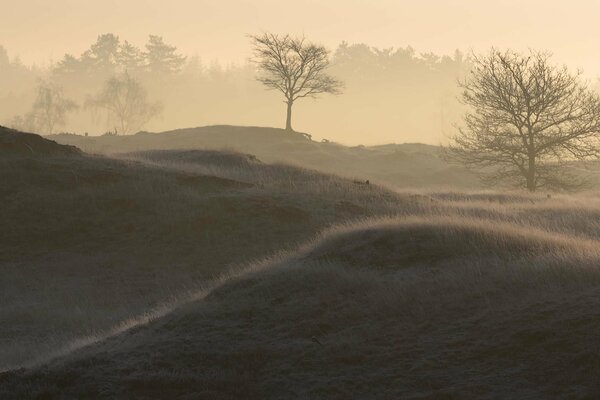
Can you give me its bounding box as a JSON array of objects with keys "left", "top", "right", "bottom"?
[
  {"left": 0, "top": 129, "right": 408, "bottom": 371},
  {"left": 3, "top": 217, "right": 600, "bottom": 399},
  {"left": 50, "top": 125, "right": 478, "bottom": 188}
]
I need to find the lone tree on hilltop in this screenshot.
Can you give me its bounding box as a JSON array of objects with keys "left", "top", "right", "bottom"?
[
  {"left": 250, "top": 33, "right": 343, "bottom": 131},
  {"left": 445, "top": 49, "right": 600, "bottom": 191}
]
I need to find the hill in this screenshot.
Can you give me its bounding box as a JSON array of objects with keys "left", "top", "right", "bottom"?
[
  {"left": 49, "top": 125, "right": 479, "bottom": 189},
  {"left": 1, "top": 125, "right": 80, "bottom": 156},
  {"left": 0, "top": 129, "right": 410, "bottom": 372},
  {"left": 3, "top": 216, "right": 600, "bottom": 399},
  {"left": 5, "top": 128, "right": 600, "bottom": 398}
]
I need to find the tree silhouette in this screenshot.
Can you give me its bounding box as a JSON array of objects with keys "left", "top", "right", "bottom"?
[
  {"left": 54, "top": 54, "right": 82, "bottom": 76},
  {"left": 144, "top": 35, "right": 186, "bottom": 74},
  {"left": 81, "top": 33, "right": 120, "bottom": 72},
  {"left": 85, "top": 72, "right": 162, "bottom": 134},
  {"left": 445, "top": 49, "right": 600, "bottom": 191},
  {"left": 117, "top": 41, "right": 144, "bottom": 73},
  {"left": 250, "top": 33, "right": 343, "bottom": 131},
  {"left": 10, "top": 81, "right": 78, "bottom": 134},
  {"left": 32, "top": 81, "right": 78, "bottom": 134}
]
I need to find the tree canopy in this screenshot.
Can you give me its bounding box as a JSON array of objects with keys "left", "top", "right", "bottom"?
[
  {"left": 145, "top": 35, "right": 186, "bottom": 74},
  {"left": 446, "top": 50, "right": 600, "bottom": 191},
  {"left": 250, "top": 33, "right": 343, "bottom": 131}
]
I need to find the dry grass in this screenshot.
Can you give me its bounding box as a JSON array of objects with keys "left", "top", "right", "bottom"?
[
  {"left": 50, "top": 125, "right": 480, "bottom": 189},
  {"left": 3, "top": 213, "right": 600, "bottom": 398},
  {"left": 4, "top": 143, "right": 600, "bottom": 398},
  {"left": 0, "top": 149, "right": 406, "bottom": 371},
  {"left": 122, "top": 149, "right": 402, "bottom": 207}
]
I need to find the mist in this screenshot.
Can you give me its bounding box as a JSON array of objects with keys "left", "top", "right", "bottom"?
[
  {"left": 0, "top": 36, "right": 469, "bottom": 144},
  {"left": 4, "top": 0, "right": 600, "bottom": 144},
  {"left": 4, "top": 2, "right": 600, "bottom": 399}
]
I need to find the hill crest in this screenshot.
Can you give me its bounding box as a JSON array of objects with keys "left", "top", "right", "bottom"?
[
  {"left": 49, "top": 125, "right": 478, "bottom": 189},
  {"left": 0, "top": 126, "right": 80, "bottom": 157}
]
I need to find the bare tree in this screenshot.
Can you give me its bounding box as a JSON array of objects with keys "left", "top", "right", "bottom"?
[
  {"left": 11, "top": 81, "right": 78, "bottom": 134},
  {"left": 250, "top": 33, "right": 343, "bottom": 131},
  {"left": 8, "top": 113, "right": 37, "bottom": 133},
  {"left": 86, "top": 72, "right": 162, "bottom": 134},
  {"left": 445, "top": 49, "right": 600, "bottom": 191}
]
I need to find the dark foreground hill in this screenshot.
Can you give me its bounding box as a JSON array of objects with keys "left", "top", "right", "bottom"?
[
  {"left": 49, "top": 125, "right": 479, "bottom": 188},
  {"left": 1, "top": 125, "right": 80, "bottom": 156},
  {"left": 0, "top": 129, "right": 409, "bottom": 371},
  {"left": 5, "top": 128, "right": 600, "bottom": 398},
  {"left": 3, "top": 217, "right": 600, "bottom": 399}
]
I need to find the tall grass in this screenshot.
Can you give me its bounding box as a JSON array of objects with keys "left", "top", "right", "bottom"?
[
  {"left": 5, "top": 211, "right": 600, "bottom": 398},
  {"left": 4, "top": 148, "right": 600, "bottom": 387}
]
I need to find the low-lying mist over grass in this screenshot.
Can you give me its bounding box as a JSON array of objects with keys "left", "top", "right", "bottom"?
[
  {"left": 4, "top": 200, "right": 600, "bottom": 398},
  {"left": 3, "top": 124, "right": 600, "bottom": 398}
]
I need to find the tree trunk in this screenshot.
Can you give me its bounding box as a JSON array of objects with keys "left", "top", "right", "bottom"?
[
  {"left": 526, "top": 154, "right": 536, "bottom": 191},
  {"left": 285, "top": 101, "right": 293, "bottom": 131}
]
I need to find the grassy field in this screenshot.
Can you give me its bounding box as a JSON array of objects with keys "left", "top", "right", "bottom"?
[
  {"left": 0, "top": 127, "right": 407, "bottom": 371},
  {"left": 3, "top": 126, "right": 600, "bottom": 398},
  {"left": 3, "top": 210, "right": 600, "bottom": 398},
  {"left": 49, "top": 125, "right": 480, "bottom": 189}
]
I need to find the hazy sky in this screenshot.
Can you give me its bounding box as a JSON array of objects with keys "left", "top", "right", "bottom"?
[{"left": 2, "top": 0, "right": 600, "bottom": 76}]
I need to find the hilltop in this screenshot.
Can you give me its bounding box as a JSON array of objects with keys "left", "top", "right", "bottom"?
[
  {"left": 1, "top": 125, "right": 80, "bottom": 157},
  {"left": 50, "top": 125, "right": 479, "bottom": 189}
]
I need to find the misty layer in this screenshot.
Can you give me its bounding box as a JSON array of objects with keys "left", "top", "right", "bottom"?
[{"left": 0, "top": 36, "right": 467, "bottom": 144}]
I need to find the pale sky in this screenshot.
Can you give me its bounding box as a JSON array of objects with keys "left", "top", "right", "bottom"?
[{"left": 2, "top": 0, "right": 600, "bottom": 76}]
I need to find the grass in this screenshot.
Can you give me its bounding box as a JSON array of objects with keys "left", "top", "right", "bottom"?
[
  {"left": 4, "top": 130, "right": 600, "bottom": 398},
  {"left": 0, "top": 148, "right": 406, "bottom": 371},
  {"left": 49, "top": 125, "right": 480, "bottom": 189},
  {"left": 3, "top": 214, "right": 600, "bottom": 398}
]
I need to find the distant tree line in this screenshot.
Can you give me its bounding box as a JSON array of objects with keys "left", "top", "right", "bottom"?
[
  {"left": 4, "top": 35, "right": 600, "bottom": 191},
  {"left": 0, "top": 34, "right": 469, "bottom": 140},
  {"left": 2, "top": 34, "right": 184, "bottom": 134},
  {"left": 53, "top": 34, "right": 186, "bottom": 78}
]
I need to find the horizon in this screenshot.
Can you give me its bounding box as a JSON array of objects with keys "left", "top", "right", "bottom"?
[
  {"left": 4, "top": 1, "right": 600, "bottom": 145},
  {"left": 3, "top": 0, "right": 600, "bottom": 79}
]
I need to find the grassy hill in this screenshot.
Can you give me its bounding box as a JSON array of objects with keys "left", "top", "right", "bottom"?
[
  {"left": 1, "top": 126, "right": 80, "bottom": 156},
  {"left": 49, "top": 125, "right": 479, "bottom": 189},
  {"left": 3, "top": 215, "right": 600, "bottom": 399},
  {"left": 4, "top": 125, "right": 600, "bottom": 398},
  {"left": 0, "top": 126, "right": 409, "bottom": 371}
]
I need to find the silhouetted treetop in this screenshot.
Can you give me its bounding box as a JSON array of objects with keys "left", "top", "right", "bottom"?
[
  {"left": 446, "top": 49, "right": 600, "bottom": 191},
  {"left": 144, "top": 35, "right": 186, "bottom": 74},
  {"left": 250, "top": 32, "right": 343, "bottom": 131},
  {"left": 118, "top": 40, "right": 145, "bottom": 73},
  {"left": 82, "top": 33, "right": 120, "bottom": 71}
]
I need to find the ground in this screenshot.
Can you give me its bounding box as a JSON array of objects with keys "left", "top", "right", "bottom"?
[
  {"left": 49, "top": 125, "right": 480, "bottom": 189},
  {"left": 3, "top": 125, "right": 600, "bottom": 399}
]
